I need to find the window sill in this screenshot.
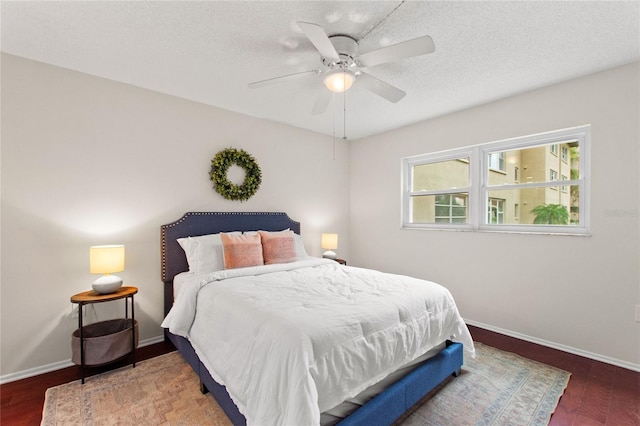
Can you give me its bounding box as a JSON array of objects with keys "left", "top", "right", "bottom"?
[{"left": 401, "top": 225, "right": 591, "bottom": 236}]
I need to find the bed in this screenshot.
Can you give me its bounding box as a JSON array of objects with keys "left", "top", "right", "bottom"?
[{"left": 161, "top": 212, "right": 474, "bottom": 426}]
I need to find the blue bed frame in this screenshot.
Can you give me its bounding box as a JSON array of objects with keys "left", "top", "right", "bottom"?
[{"left": 161, "top": 212, "right": 464, "bottom": 426}]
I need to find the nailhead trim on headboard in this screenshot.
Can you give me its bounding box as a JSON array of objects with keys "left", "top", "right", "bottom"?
[{"left": 160, "top": 212, "right": 301, "bottom": 283}]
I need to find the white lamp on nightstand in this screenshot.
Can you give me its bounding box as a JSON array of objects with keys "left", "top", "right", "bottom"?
[
  {"left": 321, "top": 233, "right": 338, "bottom": 259},
  {"left": 90, "top": 245, "right": 125, "bottom": 294}
]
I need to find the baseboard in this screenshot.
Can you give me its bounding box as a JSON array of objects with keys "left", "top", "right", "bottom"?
[
  {"left": 5, "top": 324, "right": 638, "bottom": 383},
  {"left": 0, "top": 335, "right": 165, "bottom": 384},
  {"left": 465, "top": 319, "right": 640, "bottom": 373}
]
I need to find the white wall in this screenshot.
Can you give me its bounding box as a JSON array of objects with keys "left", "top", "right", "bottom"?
[
  {"left": 0, "top": 54, "right": 350, "bottom": 378},
  {"left": 350, "top": 62, "right": 640, "bottom": 369},
  {"left": 2, "top": 53, "right": 638, "bottom": 379}
]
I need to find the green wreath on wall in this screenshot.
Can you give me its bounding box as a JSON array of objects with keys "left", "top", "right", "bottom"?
[{"left": 209, "top": 148, "right": 262, "bottom": 202}]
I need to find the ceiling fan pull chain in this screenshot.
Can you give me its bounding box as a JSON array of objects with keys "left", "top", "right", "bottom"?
[
  {"left": 343, "top": 84, "right": 347, "bottom": 140},
  {"left": 332, "top": 94, "right": 336, "bottom": 160}
]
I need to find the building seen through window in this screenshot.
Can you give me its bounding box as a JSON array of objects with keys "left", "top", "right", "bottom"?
[
  {"left": 402, "top": 126, "right": 589, "bottom": 234},
  {"left": 485, "top": 142, "right": 579, "bottom": 226}
]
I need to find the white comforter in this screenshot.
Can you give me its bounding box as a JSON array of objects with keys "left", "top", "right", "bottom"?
[{"left": 162, "top": 258, "right": 474, "bottom": 426}]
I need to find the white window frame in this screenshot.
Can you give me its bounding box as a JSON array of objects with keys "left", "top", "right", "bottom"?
[
  {"left": 402, "top": 147, "right": 475, "bottom": 231},
  {"left": 401, "top": 125, "right": 590, "bottom": 235}
]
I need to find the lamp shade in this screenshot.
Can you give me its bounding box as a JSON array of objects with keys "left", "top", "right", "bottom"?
[
  {"left": 321, "top": 233, "right": 338, "bottom": 260},
  {"left": 324, "top": 70, "right": 355, "bottom": 93},
  {"left": 321, "top": 233, "right": 338, "bottom": 250},
  {"left": 90, "top": 245, "right": 125, "bottom": 274}
]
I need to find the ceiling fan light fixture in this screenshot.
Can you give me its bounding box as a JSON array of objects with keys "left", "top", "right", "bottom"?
[{"left": 324, "top": 69, "right": 355, "bottom": 93}]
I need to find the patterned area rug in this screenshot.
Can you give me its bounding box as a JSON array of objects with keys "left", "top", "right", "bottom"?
[
  {"left": 397, "top": 343, "right": 571, "bottom": 426},
  {"left": 41, "top": 352, "right": 231, "bottom": 426},
  {"left": 42, "top": 343, "right": 570, "bottom": 425}
]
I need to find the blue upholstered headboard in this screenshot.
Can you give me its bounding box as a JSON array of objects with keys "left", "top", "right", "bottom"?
[
  {"left": 161, "top": 211, "right": 301, "bottom": 283},
  {"left": 161, "top": 212, "right": 301, "bottom": 315}
]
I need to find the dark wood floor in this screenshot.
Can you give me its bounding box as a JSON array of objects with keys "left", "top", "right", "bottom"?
[
  {"left": 468, "top": 325, "right": 639, "bottom": 426},
  {"left": 1, "top": 327, "right": 638, "bottom": 425}
]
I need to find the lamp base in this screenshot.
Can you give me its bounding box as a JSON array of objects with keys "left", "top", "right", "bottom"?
[
  {"left": 92, "top": 275, "right": 123, "bottom": 294},
  {"left": 322, "top": 250, "right": 337, "bottom": 260}
]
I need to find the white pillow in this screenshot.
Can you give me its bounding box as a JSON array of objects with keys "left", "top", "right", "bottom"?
[
  {"left": 293, "top": 234, "right": 309, "bottom": 259},
  {"left": 177, "top": 232, "right": 240, "bottom": 274}
]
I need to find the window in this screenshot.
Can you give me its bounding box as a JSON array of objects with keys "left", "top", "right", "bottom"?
[
  {"left": 488, "top": 198, "right": 505, "bottom": 224},
  {"left": 489, "top": 152, "right": 505, "bottom": 172},
  {"left": 403, "top": 150, "right": 471, "bottom": 227},
  {"left": 436, "top": 194, "right": 468, "bottom": 223},
  {"left": 561, "top": 175, "right": 568, "bottom": 193},
  {"left": 550, "top": 169, "right": 558, "bottom": 190},
  {"left": 402, "top": 125, "right": 590, "bottom": 234}
]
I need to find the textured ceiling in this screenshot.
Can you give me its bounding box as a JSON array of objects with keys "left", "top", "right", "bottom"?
[{"left": 2, "top": 1, "right": 639, "bottom": 140}]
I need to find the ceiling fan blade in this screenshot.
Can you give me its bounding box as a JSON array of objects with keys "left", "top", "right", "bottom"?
[
  {"left": 297, "top": 21, "right": 340, "bottom": 61},
  {"left": 248, "top": 70, "right": 321, "bottom": 89},
  {"left": 358, "top": 35, "right": 435, "bottom": 67},
  {"left": 357, "top": 72, "right": 406, "bottom": 103},
  {"left": 312, "top": 88, "right": 332, "bottom": 115}
]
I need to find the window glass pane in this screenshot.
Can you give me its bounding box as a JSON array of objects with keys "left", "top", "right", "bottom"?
[
  {"left": 452, "top": 206, "right": 466, "bottom": 216},
  {"left": 411, "top": 193, "right": 468, "bottom": 224},
  {"left": 488, "top": 142, "right": 580, "bottom": 186},
  {"left": 435, "top": 205, "right": 449, "bottom": 216},
  {"left": 489, "top": 152, "right": 505, "bottom": 172},
  {"left": 412, "top": 158, "right": 469, "bottom": 191},
  {"left": 487, "top": 186, "right": 579, "bottom": 225}
]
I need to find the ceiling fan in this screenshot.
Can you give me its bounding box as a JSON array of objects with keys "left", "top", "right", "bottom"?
[{"left": 248, "top": 21, "right": 435, "bottom": 114}]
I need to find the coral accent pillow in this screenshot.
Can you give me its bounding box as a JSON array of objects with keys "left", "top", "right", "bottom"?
[
  {"left": 221, "top": 232, "right": 264, "bottom": 269},
  {"left": 177, "top": 232, "right": 241, "bottom": 274},
  {"left": 259, "top": 230, "right": 297, "bottom": 265}
]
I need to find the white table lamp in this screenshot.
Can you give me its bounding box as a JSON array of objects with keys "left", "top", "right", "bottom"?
[
  {"left": 90, "top": 245, "right": 125, "bottom": 294},
  {"left": 321, "top": 233, "right": 338, "bottom": 259}
]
